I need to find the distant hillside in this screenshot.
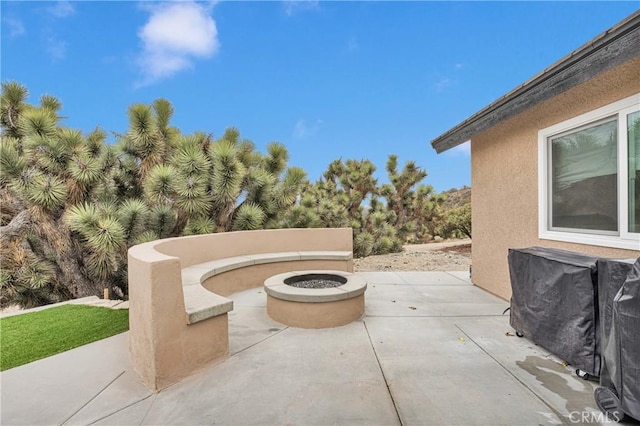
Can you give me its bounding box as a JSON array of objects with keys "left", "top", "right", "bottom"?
[{"left": 441, "top": 186, "right": 471, "bottom": 209}]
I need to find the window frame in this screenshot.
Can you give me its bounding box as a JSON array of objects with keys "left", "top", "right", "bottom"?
[{"left": 538, "top": 93, "right": 640, "bottom": 251}]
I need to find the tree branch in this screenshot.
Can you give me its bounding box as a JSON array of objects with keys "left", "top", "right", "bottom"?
[{"left": 0, "top": 209, "right": 32, "bottom": 245}]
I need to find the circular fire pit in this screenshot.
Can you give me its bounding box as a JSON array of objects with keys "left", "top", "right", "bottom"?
[{"left": 264, "top": 270, "right": 367, "bottom": 329}]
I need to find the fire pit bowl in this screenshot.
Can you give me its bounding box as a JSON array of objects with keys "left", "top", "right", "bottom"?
[{"left": 264, "top": 270, "right": 367, "bottom": 328}]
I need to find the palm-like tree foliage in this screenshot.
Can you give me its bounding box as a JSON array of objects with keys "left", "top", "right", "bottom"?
[
  {"left": 85, "top": 217, "right": 125, "bottom": 253},
  {"left": 174, "top": 174, "right": 211, "bottom": 217},
  {"left": 26, "top": 173, "right": 68, "bottom": 210},
  {"left": 127, "top": 104, "right": 158, "bottom": 152},
  {"left": 264, "top": 142, "right": 288, "bottom": 175},
  {"left": 282, "top": 154, "right": 446, "bottom": 256},
  {"left": 210, "top": 140, "right": 246, "bottom": 203},
  {"left": 233, "top": 202, "right": 266, "bottom": 231},
  {"left": 40, "top": 94, "right": 62, "bottom": 113},
  {"left": 0, "top": 238, "right": 62, "bottom": 308},
  {"left": 171, "top": 137, "right": 211, "bottom": 175},
  {"left": 149, "top": 204, "right": 178, "bottom": 238},
  {"left": 123, "top": 102, "right": 179, "bottom": 179},
  {"left": 86, "top": 127, "right": 106, "bottom": 155},
  {"left": 67, "top": 203, "right": 100, "bottom": 234},
  {"left": 1, "top": 85, "right": 127, "bottom": 305},
  {"left": 354, "top": 232, "right": 374, "bottom": 258},
  {"left": 184, "top": 217, "right": 216, "bottom": 235},
  {"left": 143, "top": 164, "right": 178, "bottom": 205},
  {"left": 133, "top": 230, "right": 160, "bottom": 245},
  {"left": 273, "top": 167, "right": 306, "bottom": 209},
  {"left": 440, "top": 202, "right": 472, "bottom": 239},
  {"left": 18, "top": 108, "right": 57, "bottom": 139},
  {"left": 68, "top": 149, "right": 101, "bottom": 183},
  {"left": 1, "top": 82, "right": 29, "bottom": 138},
  {"left": 0, "top": 137, "right": 26, "bottom": 184},
  {"left": 380, "top": 154, "right": 443, "bottom": 242},
  {"left": 118, "top": 199, "right": 150, "bottom": 239}
]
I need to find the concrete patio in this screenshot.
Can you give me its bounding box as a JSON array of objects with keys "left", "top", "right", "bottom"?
[{"left": 0, "top": 271, "right": 620, "bottom": 425}]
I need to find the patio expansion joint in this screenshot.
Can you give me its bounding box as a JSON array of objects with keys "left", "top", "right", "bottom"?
[
  {"left": 86, "top": 394, "right": 156, "bottom": 426},
  {"left": 453, "top": 323, "right": 570, "bottom": 424},
  {"left": 443, "top": 271, "right": 473, "bottom": 285},
  {"left": 60, "top": 370, "right": 126, "bottom": 426},
  {"left": 369, "top": 283, "right": 472, "bottom": 287},
  {"left": 363, "top": 320, "right": 404, "bottom": 426},
  {"left": 230, "top": 326, "right": 289, "bottom": 357},
  {"left": 138, "top": 392, "right": 159, "bottom": 426},
  {"left": 365, "top": 314, "right": 507, "bottom": 319}
]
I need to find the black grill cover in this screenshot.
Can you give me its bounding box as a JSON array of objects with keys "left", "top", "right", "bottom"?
[
  {"left": 599, "top": 258, "right": 640, "bottom": 420},
  {"left": 508, "top": 247, "right": 600, "bottom": 376},
  {"left": 597, "top": 258, "right": 635, "bottom": 389}
]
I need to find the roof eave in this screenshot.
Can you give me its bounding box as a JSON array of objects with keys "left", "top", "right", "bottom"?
[{"left": 430, "top": 10, "right": 640, "bottom": 154}]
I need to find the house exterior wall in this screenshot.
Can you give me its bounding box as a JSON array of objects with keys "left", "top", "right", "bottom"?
[{"left": 471, "top": 55, "right": 640, "bottom": 300}]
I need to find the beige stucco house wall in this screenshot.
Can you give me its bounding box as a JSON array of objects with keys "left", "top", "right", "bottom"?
[
  {"left": 471, "top": 56, "right": 640, "bottom": 300},
  {"left": 431, "top": 12, "right": 640, "bottom": 301}
]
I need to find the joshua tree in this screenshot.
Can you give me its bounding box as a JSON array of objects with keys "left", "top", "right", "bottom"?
[
  {"left": 0, "top": 83, "right": 308, "bottom": 307},
  {"left": 380, "top": 155, "right": 446, "bottom": 243},
  {"left": 206, "top": 130, "right": 308, "bottom": 232},
  {"left": 286, "top": 158, "right": 400, "bottom": 257},
  {"left": 1, "top": 82, "right": 116, "bottom": 304},
  {"left": 440, "top": 203, "right": 472, "bottom": 239},
  {"left": 284, "top": 155, "right": 448, "bottom": 257}
]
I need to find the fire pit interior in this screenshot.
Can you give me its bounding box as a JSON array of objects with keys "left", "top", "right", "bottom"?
[
  {"left": 264, "top": 270, "right": 367, "bottom": 329},
  {"left": 284, "top": 273, "right": 347, "bottom": 289}
]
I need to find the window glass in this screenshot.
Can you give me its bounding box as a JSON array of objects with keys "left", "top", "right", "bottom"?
[
  {"left": 550, "top": 119, "right": 618, "bottom": 232},
  {"left": 629, "top": 111, "right": 640, "bottom": 234}
]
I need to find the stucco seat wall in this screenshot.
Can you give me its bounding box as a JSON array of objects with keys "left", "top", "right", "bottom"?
[
  {"left": 196, "top": 254, "right": 353, "bottom": 297},
  {"left": 181, "top": 252, "right": 352, "bottom": 323},
  {"left": 127, "top": 228, "right": 353, "bottom": 391},
  {"left": 153, "top": 228, "right": 354, "bottom": 267}
]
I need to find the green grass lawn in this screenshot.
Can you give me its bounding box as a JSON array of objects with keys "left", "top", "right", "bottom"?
[{"left": 0, "top": 304, "right": 129, "bottom": 371}]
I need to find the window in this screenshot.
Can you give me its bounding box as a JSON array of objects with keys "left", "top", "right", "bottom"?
[
  {"left": 628, "top": 110, "right": 640, "bottom": 234},
  {"left": 538, "top": 94, "right": 640, "bottom": 250}
]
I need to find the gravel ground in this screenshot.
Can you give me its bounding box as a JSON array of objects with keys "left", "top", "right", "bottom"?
[
  {"left": 286, "top": 279, "right": 345, "bottom": 289},
  {"left": 354, "top": 239, "right": 472, "bottom": 272}
]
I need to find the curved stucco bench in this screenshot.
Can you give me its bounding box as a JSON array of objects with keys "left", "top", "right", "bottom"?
[
  {"left": 181, "top": 251, "right": 352, "bottom": 323},
  {"left": 128, "top": 228, "right": 353, "bottom": 391}
]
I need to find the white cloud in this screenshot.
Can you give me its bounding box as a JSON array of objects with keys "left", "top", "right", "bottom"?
[
  {"left": 47, "top": 37, "right": 67, "bottom": 60},
  {"left": 435, "top": 77, "right": 451, "bottom": 92},
  {"left": 445, "top": 141, "right": 471, "bottom": 156},
  {"left": 4, "top": 17, "right": 25, "bottom": 37},
  {"left": 136, "top": 1, "right": 219, "bottom": 86},
  {"left": 433, "top": 63, "right": 466, "bottom": 93},
  {"left": 48, "top": 1, "right": 75, "bottom": 18},
  {"left": 42, "top": 28, "right": 67, "bottom": 60},
  {"left": 283, "top": 1, "right": 319, "bottom": 16},
  {"left": 293, "top": 118, "right": 323, "bottom": 139},
  {"left": 37, "top": 1, "right": 75, "bottom": 60}
]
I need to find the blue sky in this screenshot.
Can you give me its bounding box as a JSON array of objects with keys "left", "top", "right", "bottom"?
[{"left": 1, "top": 1, "right": 638, "bottom": 192}]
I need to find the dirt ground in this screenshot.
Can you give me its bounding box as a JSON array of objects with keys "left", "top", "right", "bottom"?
[{"left": 354, "top": 239, "right": 472, "bottom": 272}]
